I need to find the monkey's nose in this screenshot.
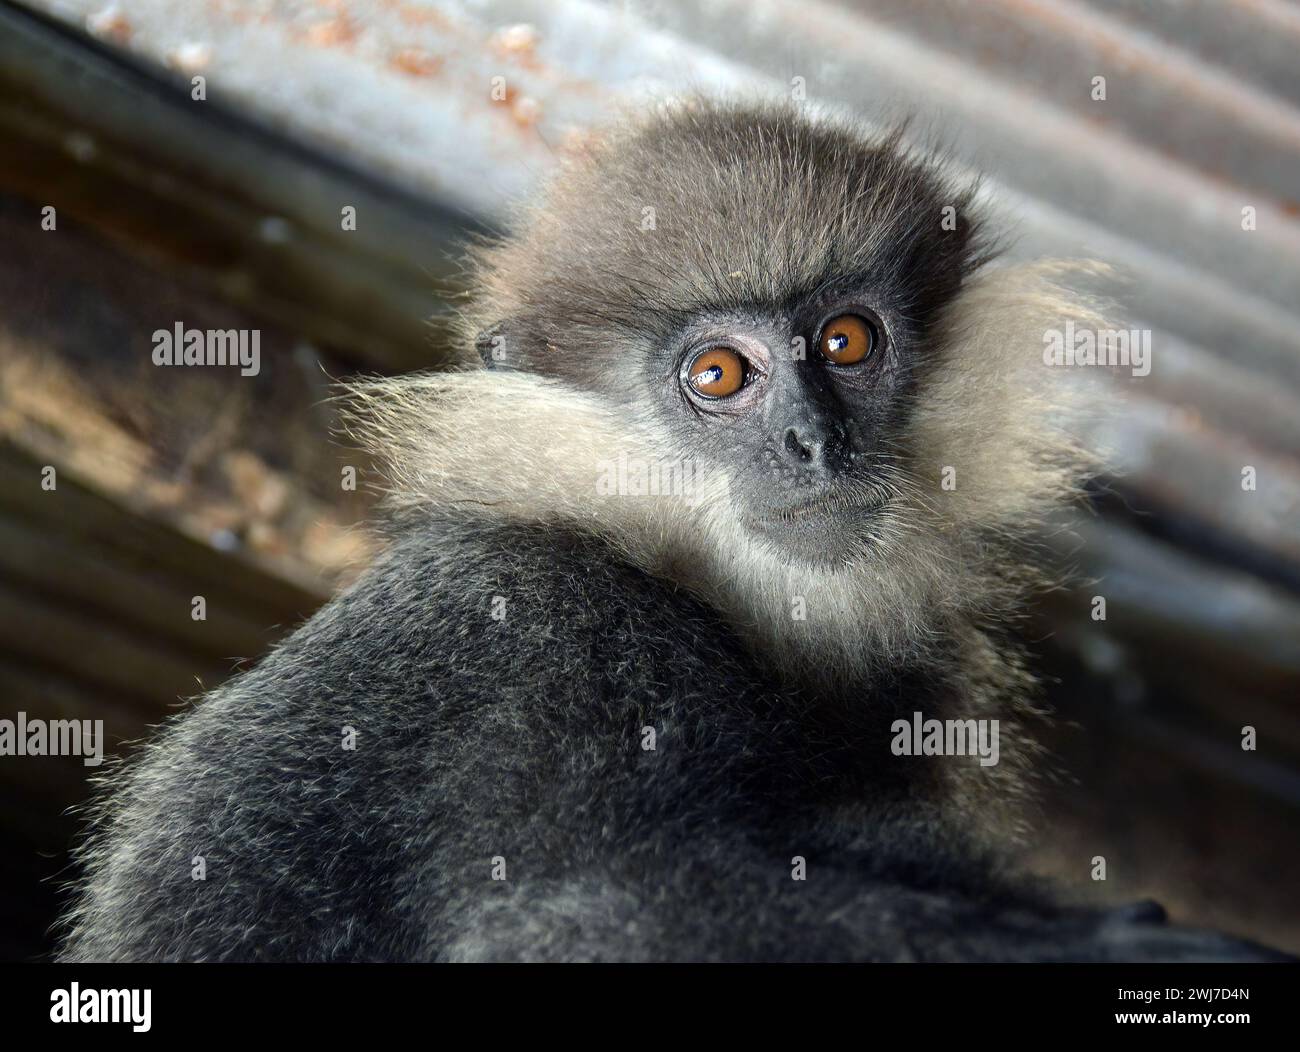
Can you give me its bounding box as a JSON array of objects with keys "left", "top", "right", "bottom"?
[
  {"left": 783, "top": 428, "right": 813, "bottom": 461},
  {"left": 776, "top": 420, "right": 848, "bottom": 478}
]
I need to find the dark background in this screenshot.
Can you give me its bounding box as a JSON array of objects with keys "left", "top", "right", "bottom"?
[{"left": 1, "top": 0, "right": 1297, "bottom": 959}]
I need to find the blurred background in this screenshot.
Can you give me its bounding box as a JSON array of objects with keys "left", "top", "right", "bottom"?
[{"left": 0, "top": 0, "right": 1297, "bottom": 960}]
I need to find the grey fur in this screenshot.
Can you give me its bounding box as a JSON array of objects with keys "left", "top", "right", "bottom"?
[{"left": 57, "top": 99, "right": 1287, "bottom": 962}]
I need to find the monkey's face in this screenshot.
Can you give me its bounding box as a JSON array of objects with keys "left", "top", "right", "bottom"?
[
  {"left": 466, "top": 101, "right": 1016, "bottom": 571},
  {"left": 657, "top": 296, "right": 914, "bottom": 565}
]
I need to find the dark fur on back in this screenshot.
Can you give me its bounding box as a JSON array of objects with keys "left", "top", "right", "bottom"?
[
  {"left": 61, "top": 515, "right": 1257, "bottom": 962},
  {"left": 56, "top": 518, "right": 1002, "bottom": 960}
]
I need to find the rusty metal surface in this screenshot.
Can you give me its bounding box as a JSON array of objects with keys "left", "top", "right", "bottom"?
[
  {"left": 25, "top": 0, "right": 759, "bottom": 217},
  {"left": 22, "top": 2, "right": 1299, "bottom": 350}
]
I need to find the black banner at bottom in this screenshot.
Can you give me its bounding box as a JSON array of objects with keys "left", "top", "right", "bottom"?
[{"left": 1, "top": 963, "right": 1295, "bottom": 1038}]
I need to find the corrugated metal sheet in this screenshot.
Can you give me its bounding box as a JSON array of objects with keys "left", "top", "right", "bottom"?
[{"left": 22, "top": 0, "right": 1292, "bottom": 599}]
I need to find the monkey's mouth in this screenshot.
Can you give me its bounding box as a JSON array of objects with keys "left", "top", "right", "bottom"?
[
  {"left": 740, "top": 492, "right": 892, "bottom": 563},
  {"left": 747, "top": 491, "right": 889, "bottom": 527},
  {"left": 741, "top": 493, "right": 891, "bottom": 566}
]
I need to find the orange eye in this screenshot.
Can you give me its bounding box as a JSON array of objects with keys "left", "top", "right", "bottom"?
[
  {"left": 818, "top": 314, "right": 877, "bottom": 365},
  {"left": 687, "top": 347, "right": 747, "bottom": 398}
]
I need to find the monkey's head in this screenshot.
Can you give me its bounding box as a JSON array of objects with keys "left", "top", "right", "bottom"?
[
  {"left": 468, "top": 101, "right": 993, "bottom": 568},
  {"left": 357, "top": 99, "right": 1101, "bottom": 673}
]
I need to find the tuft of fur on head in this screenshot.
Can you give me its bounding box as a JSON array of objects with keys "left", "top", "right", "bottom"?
[
  {"left": 455, "top": 97, "right": 994, "bottom": 378},
  {"left": 346, "top": 99, "right": 1104, "bottom": 698}
]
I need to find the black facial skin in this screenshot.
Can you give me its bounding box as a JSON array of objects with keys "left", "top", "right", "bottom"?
[{"left": 662, "top": 291, "right": 913, "bottom": 563}]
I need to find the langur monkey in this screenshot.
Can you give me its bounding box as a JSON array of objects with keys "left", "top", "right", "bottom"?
[{"left": 59, "top": 99, "right": 1288, "bottom": 962}]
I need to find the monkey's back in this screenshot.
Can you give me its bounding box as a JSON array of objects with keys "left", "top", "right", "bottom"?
[
  {"left": 63, "top": 514, "right": 1267, "bottom": 963},
  {"left": 57, "top": 514, "right": 1002, "bottom": 961}
]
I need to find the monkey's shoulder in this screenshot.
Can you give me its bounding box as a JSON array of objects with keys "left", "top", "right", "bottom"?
[{"left": 311, "top": 513, "right": 748, "bottom": 693}]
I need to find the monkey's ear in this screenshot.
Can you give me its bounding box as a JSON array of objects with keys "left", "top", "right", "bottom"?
[{"left": 475, "top": 324, "right": 520, "bottom": 370}]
